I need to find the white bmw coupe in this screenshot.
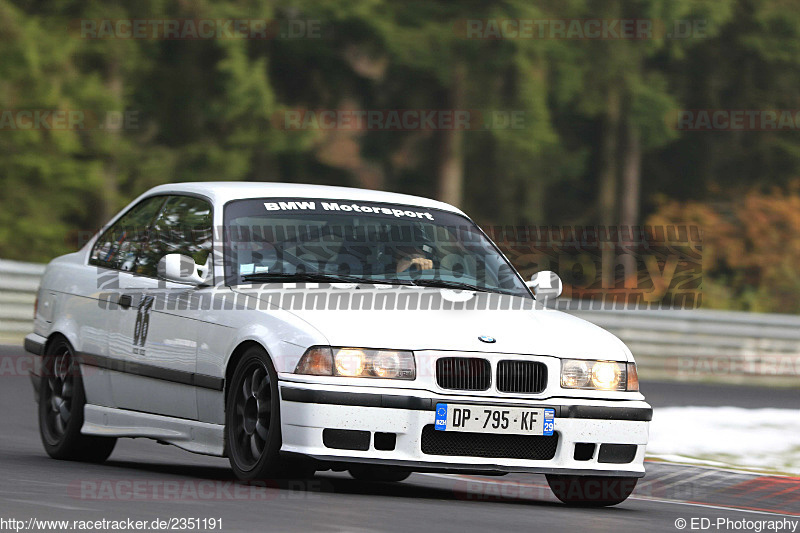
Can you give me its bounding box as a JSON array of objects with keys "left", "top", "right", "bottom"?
[{"left": 26, "top": 182, "right": 651, "bottom": 506}]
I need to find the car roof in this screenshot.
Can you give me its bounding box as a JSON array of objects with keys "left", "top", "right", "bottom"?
[{"left": 140, "top": 181, "right": 466, "bottom": 215}]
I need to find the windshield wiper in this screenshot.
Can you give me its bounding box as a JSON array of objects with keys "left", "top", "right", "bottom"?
[
  {"left": 409, "top": 278, "right": 496, "bottom": 293},
  {"left": 240, "top": 272, "right": 415, "bottom": 286}
]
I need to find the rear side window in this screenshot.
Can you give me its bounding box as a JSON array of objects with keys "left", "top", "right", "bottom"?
[
  {"left": 135, "top": 196, "right": 213, "bottom": 278},
  {"left": 90, "top": 196, "right": 167, "bottom": 272}
]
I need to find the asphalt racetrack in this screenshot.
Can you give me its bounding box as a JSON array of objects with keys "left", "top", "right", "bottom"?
[{"left": 1, "top": 345, "right": 797, "bottom": 532}]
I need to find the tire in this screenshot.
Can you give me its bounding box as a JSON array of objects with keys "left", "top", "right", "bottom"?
[
  {"left": 546, "top": 474, "right": 637, "bottom": 507},
  {"left": 38, "top": 336, "right": 116, "bottom": 463},
  {"left": 348, "top": 465, "right": 412, "bottom": 483},
  {"left": 225, "top": 347, "right": 286, "bottom": 481}
]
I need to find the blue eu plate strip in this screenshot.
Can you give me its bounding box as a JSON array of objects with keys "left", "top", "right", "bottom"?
[
  {"left": 435, "top": 403, "right": 448, "bottom": 431},
  {"left": 543, "top": 408, "right": 555, "bottom": 436}
]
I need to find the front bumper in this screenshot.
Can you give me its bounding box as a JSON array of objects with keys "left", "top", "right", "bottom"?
[{"left": 279, "top": 381, "right": 651, "bottom": 477}]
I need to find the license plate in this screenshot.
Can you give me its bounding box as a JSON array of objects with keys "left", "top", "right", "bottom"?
[{"left": 435, "top": 404, "right": 555, "bottom": 436}]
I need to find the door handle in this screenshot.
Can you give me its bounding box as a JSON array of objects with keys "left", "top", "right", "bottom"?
[{"left": 118, "top": 294, "right": 133, "bottom": 309}]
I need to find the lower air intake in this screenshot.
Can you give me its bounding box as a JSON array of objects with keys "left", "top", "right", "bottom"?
[{"left": 420, "top": 425, "right": 558, "bottom": 460}]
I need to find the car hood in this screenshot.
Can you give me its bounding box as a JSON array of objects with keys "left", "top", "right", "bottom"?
[{"left": 237, "top": 286, "right": 632, "bottom": 361}]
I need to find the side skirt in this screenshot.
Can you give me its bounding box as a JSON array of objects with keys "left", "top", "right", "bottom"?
[{"left": 82, "top": 404, "right": 225, "bottom": 457}]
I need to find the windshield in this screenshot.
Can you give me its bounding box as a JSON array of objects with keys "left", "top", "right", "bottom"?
[{"left": 223, "top": 198, "right": 531, "bottom": 298}]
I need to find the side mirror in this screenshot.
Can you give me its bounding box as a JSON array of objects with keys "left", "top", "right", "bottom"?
[
  {"left": 526, "top": 270, "right": 563, "bottom": 302},
  {"left": 157, "top": 253, "right": 208, "bottom": 285}
]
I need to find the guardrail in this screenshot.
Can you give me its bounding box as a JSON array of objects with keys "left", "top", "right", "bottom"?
[
  {"left": 0, "top": 259, "right": 45, "bottom": 343},
  {"left": 565, "top": 306, "right": 800, "bottom": 385},
  {"left": 1, "top": 259, "right": 798, "bottom": 384}
]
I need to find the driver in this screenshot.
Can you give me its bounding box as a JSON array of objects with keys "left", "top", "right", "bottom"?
[
  {"left": 395, "top": 245, "right": 434, "bottom": 273},
  {"left": 390, "top": 224, "right": 436, "bottom": 273}
]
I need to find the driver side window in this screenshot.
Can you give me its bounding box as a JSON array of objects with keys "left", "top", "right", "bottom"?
[{"left": 89, "top": 196, "right": 168, "bottom": 272}]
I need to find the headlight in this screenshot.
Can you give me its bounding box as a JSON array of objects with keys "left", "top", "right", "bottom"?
[
  {"left": 561, "top": 360, "right": 590, "bottom": 388},
  {"left": 295, "top": 346, "right": 415, "bottom": 380},
  {"left": 335, "top": 348, "right": 366, "bottom": 376},
  {"left": 560, "top": 359, "right": 638, "bottom": 391},
  {"left": 592, "top": 361, "right": 622, "bottom": 390}
]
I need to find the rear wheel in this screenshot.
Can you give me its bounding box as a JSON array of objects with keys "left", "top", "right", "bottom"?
[
  {"left": 38, "top": 336, "right": 116, "bottom": 462},
  {"left": 546, "top": 474, "right": 637, "bottom": 507},
  {"left": 348, "top": 465, "right": 411, "bottom": 483}
]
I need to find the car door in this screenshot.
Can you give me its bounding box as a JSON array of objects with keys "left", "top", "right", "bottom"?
[
  {"left": 86, "top": 195, "right": 169, "bottom": 408},
  {"left": 107, "top": 195, "right": 213, "bottom": 420}
]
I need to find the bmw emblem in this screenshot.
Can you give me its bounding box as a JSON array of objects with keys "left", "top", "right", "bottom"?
[{"left": 478, "top": 335, "right": 496, "bottom": 344}]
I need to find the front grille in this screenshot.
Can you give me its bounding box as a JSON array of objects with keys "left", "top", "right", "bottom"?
[
  {"left": 496, "top": 360, "right": 548, "bottom": 393},
  {"left": 421, "top": 425, "right": 559, "bottom": 460},
  {"left": 436, "top": 357, "right": 491, "bottom": 391}
]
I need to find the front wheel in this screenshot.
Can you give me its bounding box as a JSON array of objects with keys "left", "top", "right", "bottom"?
[
  {"left": 226, "top": 347, "right": 285, "bottom": 481},
  {"left": 546, "top": 474, "right": 637, "bottom": 507},
  {"left": 38, "top": 336, "right": 116, "bottom": 462}
]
